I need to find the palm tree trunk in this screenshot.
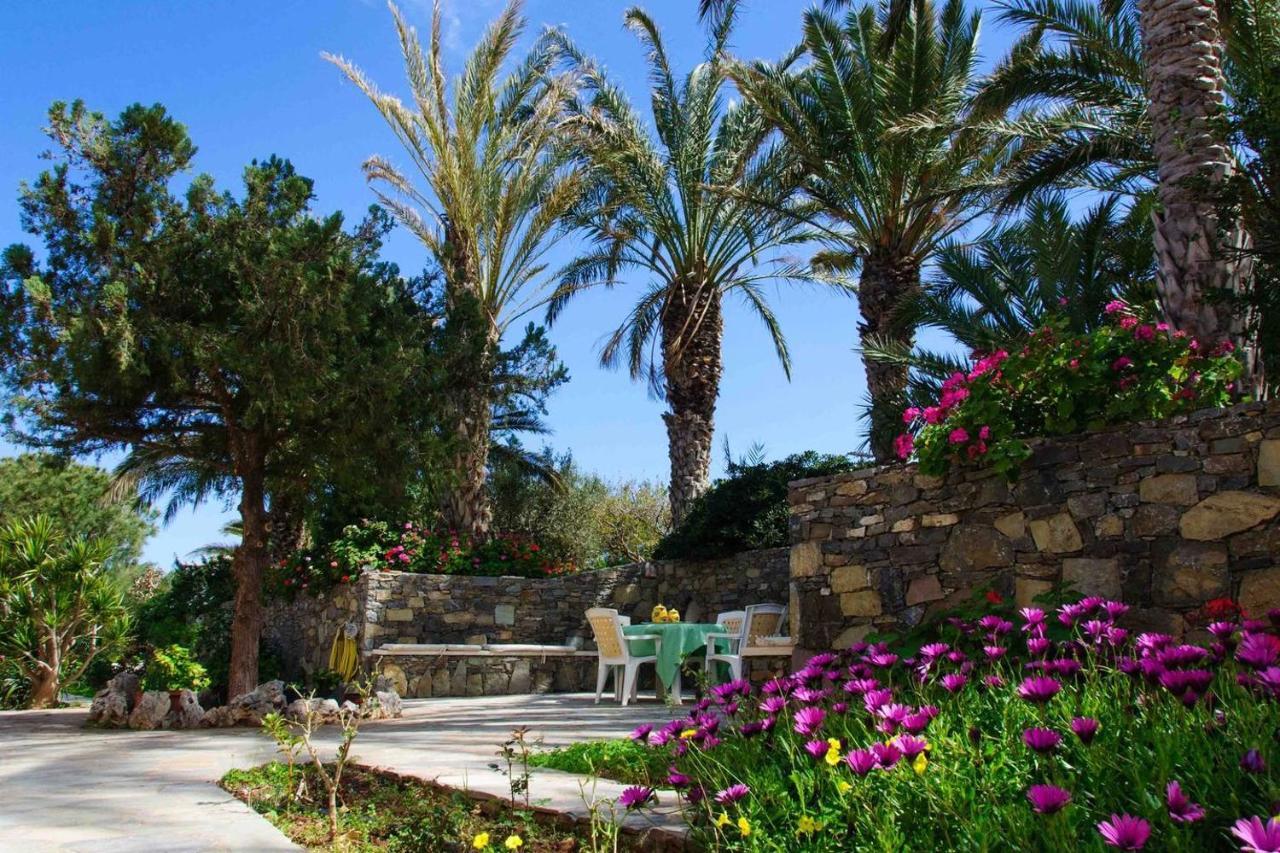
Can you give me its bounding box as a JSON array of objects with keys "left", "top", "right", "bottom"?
[
  {"left": 1138, "top": 0, "right": 1259, "bottom": 384},
  {"left": 662, "top": 281, "right": 723, "bottom": 526},
  {"left": 859, "top": 252, "right": 920, "bottom": 461},
  {"left": 228, "top": 433, "right": 269, "bottom": 699},
  {"left": 441, "top": 387, "right": 494, "bottom": 537}
]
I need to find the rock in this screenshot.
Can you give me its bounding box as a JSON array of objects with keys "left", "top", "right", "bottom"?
[
  {"left": 1016, "top": 577, "right": 1053, "bottom": 609},
  {"left": 87, "top": 672, "right": 138, "bottom": 728},
  {"left": 1179, "top": 492, "right": 1280, "bottom": 540},
  {"left": 1258, "top": 440, "right": 1280, "bottom": 486},
  {"left": 1061, "top": 558, "right": 1121, "bottom": 600},
  {"left": 830, "top": 564, "right": 871, "bottom": 593},
  {"left": 1131, "top": 504, "right": 1181, "bottom": 537},
  {"left": 832, "top": 624, "right": 874, "bottom": 649},
  {"left": 370, "top": 690, "right": 403, "bottom": 719},
  {"left": 202, "top": 679, "right": 288, "bottom": 728},
  {"left": 128, "top": 691, "right": 170, "bottom": 731},
  {"left": 379, "top": 664, "right": 408, "bottom": 696},
  {"left": 167, "top": 689, "right": 205, "bottom": 729},
  {"left": 940, "top": 525, "right": 1014, "bottom": 571},
  {"left": 1239, "top": 567, "right": 1280, "bottom": 616},
  {"left": 1154, "top": 543, "right": 1228, "bottom": 605},
  {"left": 905, "top": 575, "right": 945, "bottom": 606},
  {"left": 921, "top": 513, "right": 959, "bottom": 528},
  {"left": 1028, "top": 513, "right": 1083, "bottom": 553},
  {"left": 1138, "top": 474, "right": 1199, "bottom": 506},
  {"left": 994, "top": 512, "right": 1027, "bottom": 539},
  {"left": 1095, "top": 515, "right": 1125, "bottom": 538},
  {"left": 839, "top": 590, "right": 882, "bottom": 617},
  {"left": 790, "top": 542, "right": 822, "bottom": 578}
]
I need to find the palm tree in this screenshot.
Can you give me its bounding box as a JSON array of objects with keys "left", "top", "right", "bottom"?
[
  {"left": 547, "top": 3, "right": 821, "bottom": 524},
  {"left": 865, "top": 192, "right": 1156, "bottom": 405},
  {"left": 730, "top": 0, "right": 1006, "bottom": 460},
  {"left": 326, "top": 0, "right": 583, "bottom": 535}
]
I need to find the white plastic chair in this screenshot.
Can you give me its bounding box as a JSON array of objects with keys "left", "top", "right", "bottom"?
[
  {"left": 586, "top": 608, "right": 661, "bottom": 706},
  {"left": 704, "top": 604, "right": 786, "bottom": 684}
]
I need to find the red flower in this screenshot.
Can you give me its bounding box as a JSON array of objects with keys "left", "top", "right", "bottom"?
[{"left": 985, "top": 590, "right": 1004, "bottom": 605}]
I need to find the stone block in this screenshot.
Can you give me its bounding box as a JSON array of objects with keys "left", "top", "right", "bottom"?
[
  {"left": 386, "top": 608, "right": 414, "bottom": 622},
  {"left": 1259, "top": 440, "right": 1280, "bottom": 486},
  {"left": 1139, "top": 473, "right": 1199, "bottom": 506},
  {"left": 1095, "top": 514, "right": 1124, "bottom": 538},
  {"left": 922, "top": 513, "right": 959, "bottom": 528},
  {"left": 1180, "top": 491, "right": 1280, "bottom": 541},
  {"left": 494, "top": 604, "right": 516, "bottom": 627},
  {"left": 994, "top": 512, "right": 1026, "bottom": 539},
  {"left": 1067, "top": 492, "right": 1107, "bottom": 519},
  {"left": 1016, "top": 577, "right": 1053, "bottom": 608},
  {"left": 891, "top": 518, "right": 917, "bottom": 533},
  {"left": 1029, "top": 513, "right": 1083, "bottom": 553},
  {"left": 1154, "top": 542, "right": 1229, "bottom": 605},
  {"left": 906, "top": 574, "right": 945, "bottom": 605},
  {"left": 940, "top": 525, "right": 1014, "bottom": 572},
  {"left": 791, "top": 542, "right": 823, "bottom": 578},
  {"left": 1239, "top": 567, "right": 1280, "bottom": 615},
  {"left": 835, "top": 479, "right": 868, "bottom": 497},
  {"left": 832, "top": 624, "right": 874, "bottom": 649},
  {"left": 1061, "top": 558, "right": 1121, "bottom": 600},
  {"left": 1131, "top": 504, "right": 1180, "bottom": 537},
  {"left": 831, "top": 564, "right": 871, "bottom": 594},
  {"left": 839, "top": 590, "right": 882, "bottom": 617}
]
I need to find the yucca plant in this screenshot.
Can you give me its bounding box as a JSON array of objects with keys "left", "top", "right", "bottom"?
[
  {"left": 547, "top": 2, "right": 822, "bottom": 524},
  {"left": 0, "top": 515, "right": 131, "bottom": 709},
  {"left": 326, "top": 0, "right": 583, "bottom": 535},
  {"left": 730, "top": 0, "right": 1006, "bottom": 460}
]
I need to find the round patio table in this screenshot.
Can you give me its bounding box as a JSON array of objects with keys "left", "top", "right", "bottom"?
[{"left": 624, "top": 621, "right": 726, "bottom": 703}]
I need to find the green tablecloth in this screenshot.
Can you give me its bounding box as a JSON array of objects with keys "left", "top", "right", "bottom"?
[{"left": 623, "top": 622, "right": 726, "bottom": 689}]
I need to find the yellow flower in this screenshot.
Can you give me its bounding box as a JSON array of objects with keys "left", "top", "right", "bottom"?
[
  {"left": 680, "top": 729, "right": 698, "bottom": 739},
  {"left": 836, "top": 780, "right": 853, "bottom": 794},
  {"left": 472, "top": 832, "right": 490, "bottom": 850},
  {"left": 715, "top": 812, "right": 732, "bottom": 829},
  {"left": 738, "top": 817, "right": 752, "bottom": 837},
  {"left": 912, "top": 753, "right": 928, "bottom": 775},
  {"left": 796, "top": 816, "right": 824, "bottom": 836},
  {"left": 504, "top": 835, "right": 523, "bottom": 850},
  {"left": 824, "top": 746, "right": 842, "bottom": 767}
]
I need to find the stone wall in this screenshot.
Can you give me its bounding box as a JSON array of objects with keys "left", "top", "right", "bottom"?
[
  {"left": 265, "top": 547, "right": 790, "bottom": 680},
  {"left": 789, "top": 402, "right": 1280, "bottom": 651}
]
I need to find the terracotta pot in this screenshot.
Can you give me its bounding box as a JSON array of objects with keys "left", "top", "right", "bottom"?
[{"left": 168, "top": 689, "right": 184, "bottom": 715}]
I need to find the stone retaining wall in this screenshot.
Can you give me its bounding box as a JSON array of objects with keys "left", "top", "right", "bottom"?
[
  {"left": 788, "top": 402, "right": 1280, "bottom": 651},
  {"left": 265, "top": 547, "right": 790, "bottom": 681}
]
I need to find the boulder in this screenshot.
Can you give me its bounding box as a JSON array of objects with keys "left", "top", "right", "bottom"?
[
  {"left": 1180, "top": 492, "right": 1280, "bottom": 541},
  {"left": 87, "top": 671, "right": 139, "bottom": 728},
  {"left": 201, "top": 679, "right": 288, "bottom": 728},
  {"left": 166, "top": 689, "right": 205, "bottom": 730},
  {"left": 128, "top": 691, "right": 170, "bottom": 731},
  {"left": 370, "top": 690, "right": 403, "bottom": 720}
]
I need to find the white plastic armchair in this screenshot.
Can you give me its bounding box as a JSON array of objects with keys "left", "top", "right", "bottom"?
[
  {"left": 586, "top": 608, "right": 661, "bottom": 706},
  {"left": 705, "top": 604, "right": 786, "bottom": 684}
]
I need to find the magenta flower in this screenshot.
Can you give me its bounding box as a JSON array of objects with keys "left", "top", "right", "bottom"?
[
  {"left": 1023, "top": 727, "right": 1062, "bottom": 753},
  {"left": 1097, "top": 814, "right": 1151, "bottom": 850},
  {"left": 1070, "top": 716, "right": 1100, "bottom": 744},
  {"left": 983, "top": 674, "right": 1006, "bottom": 689},
  {"left": 618, "top": 786, "right": 654, "bottom": 810},
  {"left": 872, "top": 742, "right": 902, "bottom": 769},
  {"left": 1165, "top": 781, "right": 1205, "bottom": 824},
  {"left": 1242, "top": 749, "right": 1267, "bottom": 774},
  {"left": 759, "top": 696, "right": 787, "bottom": 715},
  {"left": 893, "top": 735, "right": 929, "bottom": 759},
  {"left": 629, "top": 724, "right": 652, "bottom": 743},
  {"left": 667, "top": 768, "right": 691, "bottom": 788},
  {"left": 1112, "top": 356, "right": 1134, "bottom": 371},
  {"left": 1232, "top": 816, "right": 1280, "bottom": 852},
  {"left": 1104, "top": 299, "right": 1127, "bottom": 314},
  {"left": 894, "top": 432, "right": 915, "bottom": 460},
  {"left": 1017, "top": 676, "right": 1062, "bottom": 703},
  {"left": 845, "top": 748, "right": 878, "bottom": 776},
  {"left": 714, "top": 784, "right": 750, "bottom": 805},
  {"left": 1026, "top": 784, "right": 1072, "bottom": 815},
  {"left": 1238, "top": 633, "right": 1280, "bottom": 669},
  {"left": 793, "top": 706, "right": 826, "bottom": 737},
  {"left": 803, "top": 739, "right": 829, "bottom": 760},
  {"left": 940, "top": 673, "right": 968, "bottom": 693},
  {"left": 948, "top": 427, "right": 970, "bottom": 445}
]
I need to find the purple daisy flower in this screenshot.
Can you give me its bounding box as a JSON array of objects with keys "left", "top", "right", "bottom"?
[
  {"left": 806, "top": 652, "right": 838, "bottom": 668},
  {"left": 1207, "top": 620, "right": 1238, "bottom": 640},
  {"left": 1027, "top": 637, "right": 1051, "bottom": 657},
  {"left": 803, "top": 739, "right": 829, "bottom": 760},
  {"left": 714, "top": 783, "right": 750, "bottom": 805},
  {"left": 872, "top": 742, "right": 903, "bottom": 769},
  {"left": 845, "top": 748, "right": 878, "bottom": 776},
  {"left": 940, "top": 673, "right": 968, "bottom": 693},
  {"left": 618, "top": 786, "right": 654, "bottom": 810},
  {"left": 1071, "top": 716, "right": 1100, "bottom": 744},
  {"left": 1020, "top": 607, "right": 1046, "bottom": 627},
  {"left": 920, "top": 642, "right": 950, "bottom": 660},
  {"left": 793, "top": 706, "right": 826, "bottom": 737},
  {"left": 1023, "top": 727, "right": 1062, "bottom": 753},
  {"left": 739, "top": 720, "right": 765, "bottom": 738},
  {"left": 902, "top": 711, "right": 932, "bottom": 734},
  {"left": 1097, "top": 814, "right": 1151, "bottom": 850},
  {"left": 1165, "top": 781, "right": 1205, "bottom": 824},
  {"left": 667, "top": 768, "right": 690, "bottom": 788},
  {"left": 759, "top": 696, "right": 787, "bottom": 715},
  {"left": 629, "top": 724, "right": 652, "bottom": 743},
  {"left": 983, "top": 674, "right": 1007, "bottom": 689},
  {"left": 1026, "top": 784, "right": 1072, "bottom": 815},
  {"left": 1238, "top": 633, "right": 1280, "bottom": 669},
  {"left": 1232, "top": 816, "right": 1280, "bottom": 852},
  {"left": 894, "top": 734, "right": 928, "bottom": 759},
  {"left": 1018, "top": 675, "right": 1062, "bottom": 703},
  {"left": 1242, "top": 749, "right": 1267, "bottom": 774}
]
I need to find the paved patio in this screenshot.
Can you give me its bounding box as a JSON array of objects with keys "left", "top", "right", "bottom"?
[{"left": 0, "top": 694, "right": 687, "bottom": 852}]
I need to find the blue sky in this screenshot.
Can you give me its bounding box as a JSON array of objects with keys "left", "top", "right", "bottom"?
[{"left": 1, "top": 1, "right": 1018, "bottom": 566}]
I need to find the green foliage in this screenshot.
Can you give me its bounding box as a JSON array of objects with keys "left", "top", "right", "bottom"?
[
  {"left": 0, "top": 515, "right": 131, "bottom": 707},
  {"left": 528, "top": 739, "right": 667, "bottom": 787},
  {"left": 489, "top": 447, "right": 669, "bottom": 569},
  {"left": 0, "top": 454, "right": 155, "bottom": 574},
  {"left": 902, "top": 303, "right": 1243, "bottom": 479},
  {"left": 142, "top": 644, "right": 210, "bottom": 692},
  {"left": 655, "top": 452, "right": 860, "bottom": 561}
]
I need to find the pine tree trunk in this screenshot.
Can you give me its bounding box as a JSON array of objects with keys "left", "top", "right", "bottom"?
[
  {"left": 662, "top": 279, "right": 723, "bottom": 527},
  {"left": 1138, "top": 0, "right": 1258, "bottom": 383},
  {"left": 228, "top": 435, "right": 269, "bottom": 699},
  {"left": 859, "top": 253, "right": 920, "bottom": 461}
]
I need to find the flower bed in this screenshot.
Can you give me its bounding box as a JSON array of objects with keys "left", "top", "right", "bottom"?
[
  {"left": 898, "top": 302, "right": 1242, "bottom": 478},
  {"left": 624, "top": 598, "right": 1280, "bottom": 850},
  {"left": 273, "top": 520, "right": 576, "bottom": 595}
]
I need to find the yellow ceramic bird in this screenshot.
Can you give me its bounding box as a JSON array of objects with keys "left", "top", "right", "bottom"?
[
  {"left": 668, "top": 609, "right": 680, "bottom": 623},
  {"left": 651, "top": 604, "right": 668, "bottom": 623}
]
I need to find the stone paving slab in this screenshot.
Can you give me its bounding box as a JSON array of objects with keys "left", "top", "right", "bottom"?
[{"left": 0, "top": 693, "right": 689, "bottom": 852}]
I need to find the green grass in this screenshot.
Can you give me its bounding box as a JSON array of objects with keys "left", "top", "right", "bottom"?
[
  {"left": 221, "top": 761, "right": 644, "bottom": 852},
  {"left": 528, "top": 738, "right": 668, "bottom": 787}
]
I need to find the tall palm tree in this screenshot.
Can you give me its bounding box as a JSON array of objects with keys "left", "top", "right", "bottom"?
[
  {"left": 326, "top": 0, "right": 583, "bottom": 536},
  {"left": 730, "top": 0, "right": 1006, "bottom": 460},
  {"left": 865, "top": 192, "right": 1157, "bottom": 405},
  {"left": 547, "top": 3, "right": 820, "bottom": 525}
]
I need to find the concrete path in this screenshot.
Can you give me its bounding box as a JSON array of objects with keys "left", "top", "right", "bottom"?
[{"left": 0, "top": 694, "right": 688, "bottom": 852}]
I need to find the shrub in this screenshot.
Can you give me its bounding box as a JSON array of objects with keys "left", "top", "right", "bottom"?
[
  {"left": 655, "top": 452, "right": 860, "bottom": 561},
  {"left": 142, "top": 644, "right": 211, "bottom": 692},
  {"left": 628, "top": 598, "right": 1280, "bottom": 850},
  {"left": 898, "top": 302, "right": 1242, "bottom": 479}
]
